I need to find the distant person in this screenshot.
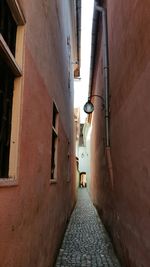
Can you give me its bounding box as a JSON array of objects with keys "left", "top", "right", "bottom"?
[
  {"left": 80, "top": 173, "right": 87, "bottom": 188},
  {"left": 82, "top": 174, "right": 87, "bottom": 187}
]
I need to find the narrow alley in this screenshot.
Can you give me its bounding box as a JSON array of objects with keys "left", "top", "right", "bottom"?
[
  {"left": 55, "top": 189, "right": 121, "bottom": 267},
  {"left": 0, "top": 0, "right": 150, "bottom": 267}
]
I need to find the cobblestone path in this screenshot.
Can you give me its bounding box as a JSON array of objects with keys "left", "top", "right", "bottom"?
[{"left": 55, "top": 189, "right": 121, "bottom": 267}]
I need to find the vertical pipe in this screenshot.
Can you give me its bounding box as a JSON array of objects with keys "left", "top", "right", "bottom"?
[
  {"left": 94, "top": 3, "right": 113, "bottom": 186},
  {"left": 95, "top": 4, "right": 110, "bottom": 147}
]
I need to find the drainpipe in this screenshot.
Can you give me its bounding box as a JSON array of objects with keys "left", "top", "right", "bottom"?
[
  {"left": 95, "top": 2, "right": 113, "bottom": 187},
  {"left": 95, "top": 2, "right": 110, "bottom": 147},
  {"left": 76, "top": 0, "right": 81, "bottom": 77}
]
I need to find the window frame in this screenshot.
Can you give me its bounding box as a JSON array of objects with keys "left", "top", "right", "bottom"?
[
  {"left": 66, "top": 142, "right": 70, "bottom": 182},
  {"left": 0, "top": 0, "right": 25, "bottom": 186},
  {"left": 50, "top": 101, "right": 59, "bottom": 183}
]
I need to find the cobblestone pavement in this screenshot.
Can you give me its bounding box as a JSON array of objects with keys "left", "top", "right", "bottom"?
[{"left": 55, "top": 189, "right": 121, "bottom": 267}]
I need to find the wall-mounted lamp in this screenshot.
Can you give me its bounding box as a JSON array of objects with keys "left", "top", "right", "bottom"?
[{"left": 83, "top": 95, "right": 105, "bottom": 114}]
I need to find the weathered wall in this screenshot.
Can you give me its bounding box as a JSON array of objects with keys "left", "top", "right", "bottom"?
[
  {"left": 82, "top": 122, "right": 92, "bottom": 191},
  {"left": 0, "top": 1, "right": 76, "bottom": 267},
  {"left": 91, "top": 1, "right": 150, "bottom": 266}
]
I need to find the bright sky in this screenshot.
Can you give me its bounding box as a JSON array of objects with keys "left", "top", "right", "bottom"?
[{"left": 74, "top": 0, "right": 94, "bottom": 123}]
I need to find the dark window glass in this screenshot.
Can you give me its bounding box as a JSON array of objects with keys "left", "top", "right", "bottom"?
[
  {"left": 51, "top": 103, "right": 58, "bottom": 179},
  {"left": 0, "top": 1, "right": 17, "bottom": 177},
  {"left": 0, "top": 0, "right": 17, "bottom": 55},
  {"left": 52, "top": 103, "right": 58, "bottom": 129},
  {"left": 51, "top": 131, "right": 57, "bottom": 179},
  {"left": 0, "top": 56, "right": 14, "bottom": 177}
]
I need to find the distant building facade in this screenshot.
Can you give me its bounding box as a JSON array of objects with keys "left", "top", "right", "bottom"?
[
  {"left": 89, "top": 1, "right": 150, "bottom": 267},
  {"left": 0, "top": 1, "right": 80, "bottom": 267},
  {"left": 74, "top": 120, "right": 91, "bottom": 189}
]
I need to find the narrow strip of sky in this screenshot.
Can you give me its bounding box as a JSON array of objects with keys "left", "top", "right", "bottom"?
[{"left": 74, "top": 0, "right": 94, "bottom": 123}]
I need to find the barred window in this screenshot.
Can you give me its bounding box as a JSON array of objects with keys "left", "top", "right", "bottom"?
[{"left": 0, "top": 0, "right": 25, "bottom": 179}]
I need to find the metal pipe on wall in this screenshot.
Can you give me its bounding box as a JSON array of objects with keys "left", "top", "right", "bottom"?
[
  {"left": 88, "top": 1, "right": 113, "bottom": 186},
  {"left": 95, "top": 2, "right": 110, "bottom": 147},
  {"left": 95, "top": 3, "right": 114, "bottom": 186}
]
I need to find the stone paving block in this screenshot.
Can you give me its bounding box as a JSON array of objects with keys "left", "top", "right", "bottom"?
[{"left": 55, "top": 189, "right": 121, "bottom": 267}]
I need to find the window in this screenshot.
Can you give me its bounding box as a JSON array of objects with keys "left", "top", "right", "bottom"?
[
  {"left": 79, "top": 124, "right": 84, "bottom": 146},
  {"left": 0, "top": 0, "right": 17, "bottom": 55},
  {"left": 0, "top": 57, "right": 14, "bottom": 177},
  {"left": 51, "top": 102, "right": 58, "bottom": 180},
  {"left": 0, "top": 0, "right": 25, "bottom": 181},
  {"left": 67, "top": 142, "right": 70, "bottom": 182}
]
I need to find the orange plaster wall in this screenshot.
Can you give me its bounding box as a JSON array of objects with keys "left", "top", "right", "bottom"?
[
  {"left": 90, "top": 1, "right": 150, "bottom": 266},
  {"left": 0, "top": 1, "right": 76, "bottom": 267}
]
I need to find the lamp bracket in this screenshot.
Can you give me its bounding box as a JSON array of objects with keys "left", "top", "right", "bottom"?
[{"left": 89, "top": 94, "right": 105, "bottom": 110}]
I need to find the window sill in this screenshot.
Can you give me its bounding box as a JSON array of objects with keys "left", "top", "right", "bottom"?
[
  {"left": 0, "top": 178, "right": 19, "bottom": 187},
  {"left": 50, "top": 179, "right": 57, "bottom": 184}
]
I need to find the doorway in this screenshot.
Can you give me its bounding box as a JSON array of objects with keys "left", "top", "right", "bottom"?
[{"left": 79, "top": 172, "right": 87, "bottom": 188}]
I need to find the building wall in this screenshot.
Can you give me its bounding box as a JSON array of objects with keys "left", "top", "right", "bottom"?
[
  {"left": 0, "top": 1, "right": 77, "bottom": 267},
  {"left": 74, "top": 107, "right": 80, "bottom": 188},
  {"left": 83, "top": 122, "right": 92, "bottom": 191},
  {"left": 78, "top": 122, "right": 91, "bottom": 189},
  {"left": 91, "top": 1, "right": 150, "bottom": 267}
]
